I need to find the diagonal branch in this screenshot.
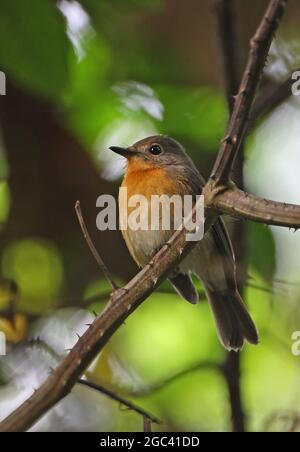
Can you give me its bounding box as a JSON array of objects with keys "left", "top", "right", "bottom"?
[
  {"left": 75, "top": 201, "right": 118, "bottom": 290},
  {"left": 0, "top": 199, "right": 203, "bottom": 432},
  {"left": 249, "top": 69, "right": 300, "bottom": 130},
  {"left": 77, "top": 379, "right": 161, "bottom": 425},
  {"left": 210, "top": 0, "right": 288, "bottom": 185}
]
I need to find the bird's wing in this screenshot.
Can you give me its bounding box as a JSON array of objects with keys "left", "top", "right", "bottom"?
[
  {"left": 169, "top": 272, "right": 199, "bottom": 304},
  {"left": 186, "top": 165, "right": 237, "bottom": 286}
]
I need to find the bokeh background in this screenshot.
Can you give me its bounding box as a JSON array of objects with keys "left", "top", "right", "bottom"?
[{"left": 1, "top": 0, "right": 300, "bottom": 432}]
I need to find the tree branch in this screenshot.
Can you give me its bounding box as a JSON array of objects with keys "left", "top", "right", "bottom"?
[
  {"left": 0, "top": 199, "right": 203, "bottom": 432},
  {"left": 143, "top": 417, "right": 152, "bottom": 433},
  {"left": 0, "top": 0, "right": 294, "bottom": 433},
  {"left": 131, "top": 361, "right": 220, "bottom": 397},
  {"left": 213, "top": 0, "right": 246, "bottom": 434},
  {"left": 75, "top": 201, "right": 118, "bottom": 290},
  {"left": 249, "top": 69, "right": 300, "bottom": 130},
  {"left": 214, "top": 187, "right": 300, "bottom": 229},
  {"left": 213, "top": 0, "right": 241, "bottom": 112},
  {"left": 77, "top": 379, "right": 161, "bottom": 425},
  {"left": 210, "top": 0, "right": 288, "bottom": 185}
]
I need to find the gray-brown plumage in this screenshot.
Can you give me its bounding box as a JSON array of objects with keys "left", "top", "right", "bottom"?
[{"left": 110, "top": 135, "right": 259, "bottom": 351}]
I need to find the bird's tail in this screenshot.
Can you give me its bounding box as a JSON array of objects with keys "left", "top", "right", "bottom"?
[{"left": 205, "top": 289, "right": 259, "bottom": 351}]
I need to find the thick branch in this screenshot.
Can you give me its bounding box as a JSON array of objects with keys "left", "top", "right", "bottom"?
[
  {"left": 210, "top": 0, "right": 288, "bottom": 185},
  {"left": 214, "top": 188, "right": 300, "bottom": 229},
  {"left": 0, "top": 200, "right": 203, "bottom": 432}
]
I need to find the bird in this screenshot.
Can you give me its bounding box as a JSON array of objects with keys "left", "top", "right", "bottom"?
[{"left": 109, "top": 135, "right": 259, "bottom": 351}]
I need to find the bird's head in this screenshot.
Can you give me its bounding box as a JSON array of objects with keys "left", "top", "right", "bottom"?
[{"left": 109, "top": 135, "right": 193, "bottom": 171}]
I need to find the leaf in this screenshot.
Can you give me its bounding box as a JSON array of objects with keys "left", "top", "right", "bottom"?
[
  {"left": 0, "top": 0, "right": 72, "bottom": 99},
  {"left": 247, "top": 222, "right": 276, "bottom": 282}
]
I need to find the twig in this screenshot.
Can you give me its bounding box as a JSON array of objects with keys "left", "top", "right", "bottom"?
[
  {"left": 221, "top": 352, "right": 245, "bottom": 432},
  {"left": 131, "top": 361, "right": 220, "bottom": 397},
  {"left": 75, "top": 201, "right": 118, "bottom": 290},
  {"left": 143, "top": 417, "right": 152, "bottom": 433},
  {"left": 77, "top": 379, "right": 161, "bottom": 425},
  {"left": 249, "top": 69, "right": 300, "bottom": 130},
  {"left": 209, "top": 0, "right": 288, "bottom": 185}
]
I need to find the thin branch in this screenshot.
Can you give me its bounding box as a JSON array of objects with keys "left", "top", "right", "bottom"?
[
  {"left": 143, "top": 417, "right": 152, "bottom": 433},
  {"left": 213, "top": 0, "right": 246, "bottom": 434},
  {"left": 213, "top": 0, "right": 241, "bottom": 112},
  {"left": 132, "top": 361, "right": 220, "bottom": 397},
  {"left": 221, "top": 352, "right": 245, "bottom": 432},
  {"left": 77, "top": 379, "right": 161, "bottom": 425},
  {"left": 214, "top": 187, "right": 300, "bottom": 229},
  {"left": 249, "top": 69, "right": 300, "bottom": 130},
  {"left": 210, "top": 0, "right": 288, "bottom": 185},
  {"left": 75, "top": 201, "right": 118, "bottom": 290},
  {"left": 0, "top": 198, "right": 203, "bottom": 432}
]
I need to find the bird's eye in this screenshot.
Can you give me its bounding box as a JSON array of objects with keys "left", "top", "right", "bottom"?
[{"left": 149, "top": 144, "right": 162, "bottom": 155}]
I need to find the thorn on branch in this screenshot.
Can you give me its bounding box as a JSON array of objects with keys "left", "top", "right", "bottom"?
[
  {"left": 209, "top": 0, "right": 288, "bottom": 185},
  {"left": 221, "top": 135, "right": 234, "bottom": 145},
  {"left": 152, "top": 277, "right": 158, "bottom": 286},
  {"left": 77, "top": 379, "right": 161, "bottom": 425}
]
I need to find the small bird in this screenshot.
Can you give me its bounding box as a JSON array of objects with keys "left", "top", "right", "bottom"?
[{"left": 110, "top": 136, "right": 259, "bottom": 351}]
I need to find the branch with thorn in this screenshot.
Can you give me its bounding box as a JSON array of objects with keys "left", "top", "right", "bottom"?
[
  {"left": 77, "top": 379, "right": 160, "bottom": 426},
  {"left": 0, "top": 0, "right": 297, "bottom": 433},
  {"left": 213, "top": 0, "right": 246, "bottom": 433},
  {"left": 27, "top": 337, "right": 161, "bottom": 426},
  {"left": 209, "top": 0, "right": 288, "bottom": 185}
]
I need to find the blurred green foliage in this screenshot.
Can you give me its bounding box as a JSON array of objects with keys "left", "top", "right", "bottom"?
[
  {"left": 1, "top": 239, "right": 64, "bottom": 313},
  {"left": 247, "top": 223, "right": 276, "bottom": 282},
  {"left": 0, "top": 182, "right": 10, "bottom": 227},
  {"left": 0, "top": 0, "right": 72, "bottom": 99}
]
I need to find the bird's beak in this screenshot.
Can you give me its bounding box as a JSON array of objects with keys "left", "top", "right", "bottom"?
[{"left": 109, "top": 146, "right": 137, "bottom": 158}]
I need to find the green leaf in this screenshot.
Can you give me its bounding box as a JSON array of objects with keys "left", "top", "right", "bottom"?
[
  {"left": 247, "top": 223, "right": 276, "bottom": 282},
  {"left": 0, "top": 0, "right": 72, "bottom": 99}
]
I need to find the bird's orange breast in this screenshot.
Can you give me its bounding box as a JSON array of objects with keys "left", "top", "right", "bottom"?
[
  {"left": 119, "top": 158, "right": 183, "bottom": 267},
  {"left": 122, "top": 158, "right": 179, "bottom": 199}
]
